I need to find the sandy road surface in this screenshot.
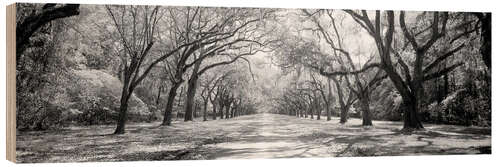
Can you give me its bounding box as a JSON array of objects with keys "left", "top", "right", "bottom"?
[{"left": 17, "top": 113, "right": 490, "bottom": 162}]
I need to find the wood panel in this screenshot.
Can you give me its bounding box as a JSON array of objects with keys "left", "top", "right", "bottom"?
[{"left": 6, "top": 3, "right": 17, "bottom": 163}]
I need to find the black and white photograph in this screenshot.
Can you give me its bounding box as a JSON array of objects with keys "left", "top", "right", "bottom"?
[{"left": 8, "top": 2, "right": 491, "bottom": 163}]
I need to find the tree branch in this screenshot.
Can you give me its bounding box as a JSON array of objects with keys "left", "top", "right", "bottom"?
[
  {"left": 399, "top": 11, "right": 419, "bottom": 50},
  {"left": 17, "top": 4, "right": 80, "bottom": 57},
  {"left": 423, "top": 43, "right": 465, "bottom": 74},
  {"left": 424, "top": 62, "right": 464, "bottom": 81},
  {"left": 318, "top": 63, "right": 380, "bottom": 77},
  {"left": 390, "top": 47, "right": 412, "bottom": 83}
]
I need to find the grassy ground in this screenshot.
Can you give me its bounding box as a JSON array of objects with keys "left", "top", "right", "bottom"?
[{"left": 16, "top": 113, "right": 491, "bottom": 163}]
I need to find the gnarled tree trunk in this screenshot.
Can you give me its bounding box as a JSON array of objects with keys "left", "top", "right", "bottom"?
[
  {"left": 340, "top": 105, "right": 349, "bottom": 124},
  {"left": 219, "top": 100, "right": 225, "bottom": 119},
  {"left": 402, "top": 94, "right": 424, "bottom": 130},
  {"left": 359, "top": 91, "right": 372, "bottom": 126},
  {"left": 162, "top": 82, "right": 181, "bottom": 126},
  {"left": 184, "top": 76, "right": 198, "bottom": 121},
  {"left": 114, "top": 86, "right": 132, "bottom": 134},
  {"left": 203, "top": 99, "right": 208, "bottom": 121}
]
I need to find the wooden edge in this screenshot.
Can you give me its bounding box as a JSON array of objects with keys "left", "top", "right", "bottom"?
[{"left": 6, "top": 3, "right": 16, "bottom": 163}]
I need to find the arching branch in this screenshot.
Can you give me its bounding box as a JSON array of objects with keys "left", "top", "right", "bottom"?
[
  {"left": 17, "top": 4, "right": 80, "bottom": 57},
  {"left": 317, "top": 63, "right": 381, "bottom": 77}
]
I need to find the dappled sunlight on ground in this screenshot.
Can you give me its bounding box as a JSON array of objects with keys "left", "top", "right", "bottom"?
[{"left": 16, "top": 113, "right": 490, "bottom": 163}]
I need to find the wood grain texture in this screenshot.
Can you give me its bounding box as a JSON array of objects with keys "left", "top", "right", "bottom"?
[{"left": 6, "top": 3, "right": 17, "bottom": 163}]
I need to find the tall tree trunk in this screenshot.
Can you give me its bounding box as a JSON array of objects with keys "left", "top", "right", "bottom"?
[
  {"left": 315, "top": 97, "right": 321, "bottom": 120},
  {"left": 304, "top": 108, "right": 308, "bottom": 118},
  {"left": 402, "top": 95, "right": 424, "bottom": 130},
  {"left": 175, "top": 86, "right": 184, "bottom": 120},
  {"left": 155, "top": 85, "right": 163, "bottom": 105},
  {"left": 219, "top": 101, "right": 224, "bottom": 119},
  {"left": 340, "top": 105, "right": 348, "bottom": 124},
  {"left": 310, "top": 106, "right": 314, "bottom": 119},
  {"left": 473, "top": 13, "right": 491, "bottom": 69},
  {"left": 299, "top": 108, "right": 303, "bottom": 117},
  {"left": 305, "top": 105, "right": 309, "bottom": 118},
  {"left": 225, "top": 101, "right": 231, "bottom": 119},
  {"left": 184, "top": 59, "right": 202, "bottom": 121},
  {"left": 211, "top": 101, "right": 217, "bottom": 120},
  {"left": 324, "top": 101, "right": 330, "bottom": 121},
  {"left": 230, "top": 106, "right": 235, "bottom": 118},
  {"left": 326, "top": 79, "right": 333, "bottom": 121},
  {"left": 114, "top": 87, "right": 131, "bottom": 134},
  {"left": 114, "top": 64, "right": 138, "bottom": 135},
  {"left": 359, "top": 91, "right": 372, "bottom": 126},
  {"left": 193, "top": 102, "right": 198, "bottom": 118},
  {"left": 316, "top": 108, "right": 321, "bottom": 120},
  {"left": 332, "top": 77, "right": 350, "bottom": 124},
  {"left": 235, "top": 104, "right": 240, "bottom": 117},
  {"left": 203, "top": 99, "right": 208, "bottom": 121},
  {"left": 162, "top": 83, "right": 181, "bottom": 126}
]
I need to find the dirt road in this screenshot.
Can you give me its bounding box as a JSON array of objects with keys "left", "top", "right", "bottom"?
[
  {"left": 16, "top": 113, "right": 491, "bottom": 162},
  {"left": 210, "top": 113, "right": 330, "bottom": 159}
]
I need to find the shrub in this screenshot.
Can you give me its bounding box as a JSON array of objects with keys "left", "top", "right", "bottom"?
[{"left": 423, "top": 89, "right": 491, "bottom": 127}]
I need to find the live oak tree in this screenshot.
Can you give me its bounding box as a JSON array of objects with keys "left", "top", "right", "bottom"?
[
  {"left": 343, "top": 10, "right": 476, "bottom": 131},
  {"left": 199, "top": 70, "right": 234, "bottom": 121},
  {"left": 159, "top": 7, "right": 276, "bottom": 125},
  {"left": 302, "top": 9, "right": 387, "bottom": 126},
  {"left": 308, "top": 72, "right": 334, "bottom": 121},
  {"left": 106, "top": 6, "right": 211, "bottom": 134},
  {"left": 331, "top": 76, "right": 356, "bottom": 124},
  {"left": 204, "top": 68, "right": 256, "bottom": 118},
  {"left": 199, "top": 74, "right": 217, "bottom": 121},
  {"left": 273, "top": 77, "right": 323, "bottom": 120},
  {"left": 271, "top": 16, "right": 360, "bottom": 123},
  {"left": 208, "top": 80, "right": 224, "bottom": 120},
  {"left": 181, "top": 11, "right": 276, "bottom": 122},
  {"left": 287, "top": 42, "right": 356, "bottom": 123},
  {"left": 105, "top": 5, "right": 163, "bottom": 134},
  {"left": 272, "top": 12, "right": 378, "bottom": 128},
  {"left": 183, "top": 46, "right": 266, "bottom": 121},
  {"left": 342, "top": 10, "right": 421, "bottom": 130}
]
